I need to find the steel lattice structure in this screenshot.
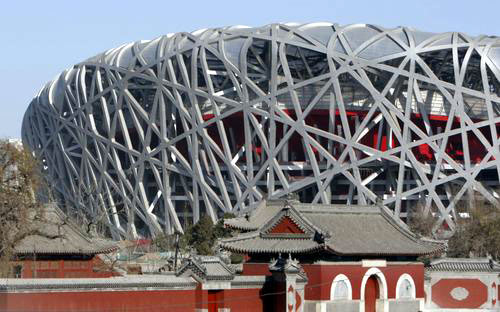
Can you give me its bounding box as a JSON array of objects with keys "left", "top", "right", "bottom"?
[{"left": 22, "top": 23, "right": 500, "bottom": 239}]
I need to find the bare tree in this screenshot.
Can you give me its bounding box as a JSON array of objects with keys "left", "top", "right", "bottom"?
[
  {"left": 407, "top": 189, "right": 500, "bottom": 260},
  {"left": 0, "top": 140, "right": 61, "bottom": 277},
  {"left": 447, "top": 199, "right": 500, "bottom": 260}
]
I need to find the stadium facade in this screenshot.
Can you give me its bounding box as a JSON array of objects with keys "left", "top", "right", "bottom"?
[{"left": 22, "top": 23, "right": 500, "bottom": 239}]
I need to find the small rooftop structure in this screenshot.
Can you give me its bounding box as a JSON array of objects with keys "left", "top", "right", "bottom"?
[
  {"left": 222, "top": 199, "right": 444, "bottom": 257},
  {"left": 177, "top": 256, "right": 235, "bottom": 281}
]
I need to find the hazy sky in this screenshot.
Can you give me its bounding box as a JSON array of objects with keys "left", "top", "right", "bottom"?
[{"left": 1, "top": 0, "right": 499, "bottom": 139}]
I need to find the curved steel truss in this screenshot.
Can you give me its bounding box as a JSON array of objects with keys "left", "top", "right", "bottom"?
[{"left": 22, "top": 23, "right": 500, "bottom": 238}]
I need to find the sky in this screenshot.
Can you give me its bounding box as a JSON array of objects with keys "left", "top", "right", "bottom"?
[{"left": 1, "top": 0, "right": 499, "bottom": 139}]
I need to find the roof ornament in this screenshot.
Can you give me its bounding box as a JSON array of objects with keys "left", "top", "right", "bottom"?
[
  {"left": 314, "top": 231, "right": 325, "bottom": 244},
  {"left": 269, "top": 253, "right": 303, "bottom": 274},
  {"left": 284, "top": 193, "right": 299, "bottom": 211},
  {"left": 283, "top": 201, "right": 292, "bottom": 210}
]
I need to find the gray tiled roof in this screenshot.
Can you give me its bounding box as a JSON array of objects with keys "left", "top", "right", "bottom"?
[
  {"left": 428, "top": 258, "right": 500, "bottom": 272},
  {"left": 231, "top": 275, "right": 267, "bottom": 286},
  {"left": 222, "top": 201, "right": 444, "bottom": 256},
  {"left": 0, "top": 275, "right": 197, "bottom": 291},
  {"left": 0, "top": 275, "right": 269, "bottom": 292},
  {"left": 222, "top": 234, "right": 321, "bottom": 254},
  {"left": 199, "top": 256, "right": 235, "bottom": 278},
  {"left": 14, "top": 204, "right": 118, "bottom": 255},
  {"left": 225, "top": 200, "right": 285, "bottom": 230}
]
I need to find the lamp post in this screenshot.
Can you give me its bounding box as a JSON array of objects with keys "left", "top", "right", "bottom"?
[{"left": 174, "top": 231, "right": 180, "bottom": 272}]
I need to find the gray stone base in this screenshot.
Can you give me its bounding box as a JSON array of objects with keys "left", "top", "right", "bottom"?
[
  {"left": 303, "top": 300, "right": 360, "bottom": 312},
  {"left": 388, "top": 299, "right": 421, "bottom": 312},
  {"left": 303, "top": 298, "right": 425, "bottom": 312}
]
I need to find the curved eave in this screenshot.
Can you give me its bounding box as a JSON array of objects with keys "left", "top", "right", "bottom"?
[
  {"left": 224, "top": 223, "right": 259, "bottom": 231},
  {"left": 220, "top": 243, "right": 324, "bottom": 254},
  {"left": 221, "top": 237, "right": 444, "bottom": 257},
  {"left": 324, "top": 245, "right": 445, "bottom": 257}
]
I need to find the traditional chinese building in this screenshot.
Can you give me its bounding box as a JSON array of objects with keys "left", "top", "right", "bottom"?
[
  {"left": 11, "top": 204, "right": 118, "bottom": 278},
  {"left": 222, "top": 199, "right": 445, "bottom": 311},
  {"left": 2, "top": 200, "right": 456, "bottom": 312}
]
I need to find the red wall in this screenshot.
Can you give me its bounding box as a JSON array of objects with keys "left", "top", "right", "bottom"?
[
  {"left": 242, "top": 262, "right": 425, "bottom": 301},
  {"left": 13, "top": 256, "right": 117, "bottom": 278},
  {"left": 242, "top": 263, "right": 273, "bottom": 276},
  {"left": 302, "top": 263, "right": 424, "bottom": 300},
  {"left": 1, "top": 261, "right": 426, "bottom": 311},
  {"left": 175, "top": 285, "right": 265, "bottom": 312},
  {"left": 0, "top": 290, "right": 197, "bottom": 312},
  {"left": 220, "top": 288, "right": 265, "bottom": 311},
  {"left": 0, "top": 286, "right": 265, "bottom": 312},
  {"left": 431, "top": 279, "right": 488, "bottom": 309}
]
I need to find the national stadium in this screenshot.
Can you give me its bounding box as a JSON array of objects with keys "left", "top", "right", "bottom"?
[{"left": 22, "top": 22, "right": 500, "bottom": 239}]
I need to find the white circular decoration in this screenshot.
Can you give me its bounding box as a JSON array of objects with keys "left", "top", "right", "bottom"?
[{"left": 450, "top": 287, "right": 469, "bottom": 301}]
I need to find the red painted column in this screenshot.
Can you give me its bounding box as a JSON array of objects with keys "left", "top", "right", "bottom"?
[{"left": 58, "top": 260, "right": 64, "bottom": 278}]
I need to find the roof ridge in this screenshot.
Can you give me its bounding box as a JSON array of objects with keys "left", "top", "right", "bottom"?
[{"left": 221, "top": 231, "right": 260, "bottom": 243}]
